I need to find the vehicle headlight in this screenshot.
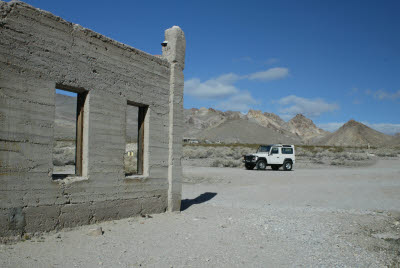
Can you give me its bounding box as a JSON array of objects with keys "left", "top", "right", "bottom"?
[{"left": 253, "top": 156, "right": 258, "bottom": 161}]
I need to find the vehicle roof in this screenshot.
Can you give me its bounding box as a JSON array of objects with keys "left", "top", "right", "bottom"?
[{"left": 259, "top": 144, "right": 294, "bottom": 147}]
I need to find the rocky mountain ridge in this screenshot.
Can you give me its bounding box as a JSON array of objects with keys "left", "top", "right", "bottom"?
[{"left": 185, "top": 108, "right": 328, "bottom": 143}]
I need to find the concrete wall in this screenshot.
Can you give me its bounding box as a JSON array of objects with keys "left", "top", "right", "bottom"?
[{"left": 0, "top": 1, "right": 185, "bottom": 236}]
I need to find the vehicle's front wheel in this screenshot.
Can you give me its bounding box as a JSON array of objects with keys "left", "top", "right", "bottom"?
[
  {"left": 245, "top": 164, "right": 255, "bottom": 170},
  {"left": 256, "top": 160, "right": 267, "bottom": 170},
  {"left": 283, "top": 161, "right": 293, "bottom": 171},
  {"left": 271, "top": 165, "right": 280, "bottom": 170}
]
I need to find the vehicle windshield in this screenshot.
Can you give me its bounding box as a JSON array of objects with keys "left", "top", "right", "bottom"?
[{"left": 257, "top": 145, "right": 271, "bottom": 153}]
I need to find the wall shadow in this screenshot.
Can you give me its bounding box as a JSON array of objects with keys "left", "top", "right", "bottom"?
[{"left": 181, "top": 192, "right": 217, "bottom": 211}]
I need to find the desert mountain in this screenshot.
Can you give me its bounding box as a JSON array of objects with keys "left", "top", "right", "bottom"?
[
  {"left": 197, "top": 118, "right": 301, "bottom": 144},
  {"left": 286, "top": 114, "right": 328, "bottom": 141},
  {"left": 317, "top": 120, "right": 393, "bottom": 146},
  {"left": 246, "top": 110, "right": 286, "bottom": 131},
  {"left": 185, "top": 108, "right": 328, "bottom": 143},
  {"left": 184, "top": 108, "right": 244, "bottom": 137}
]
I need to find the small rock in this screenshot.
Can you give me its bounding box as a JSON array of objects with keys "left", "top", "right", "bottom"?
[
  {"left": 394, "top": 221, "right": 400, "bottom": 226},
  {"left": 56, "top": 234, "right": 61, "bottom": 239},
  {"left": 87, "top": 227, "right": 103, "bottom": 236}
]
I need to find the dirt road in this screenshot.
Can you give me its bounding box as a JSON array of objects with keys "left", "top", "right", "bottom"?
[{"left": 1, "top": 159, "right": 399, "bottom": 267}]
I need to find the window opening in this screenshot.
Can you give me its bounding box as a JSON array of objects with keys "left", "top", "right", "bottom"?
[
  {"left": 53, "top": 87, "right": 87, "bottom": 179},
  {"left": 125, "top": 102, "right": 147, "bottom": 176}
]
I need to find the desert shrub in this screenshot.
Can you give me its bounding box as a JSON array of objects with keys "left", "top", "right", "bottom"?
[
  {"left": 206, "top": 147, "right": 217, "bottom": 157},
  {"left": 211, "top": 159, "right": 221, "bottom": 167},
  {"left": 196, "top": 148, "right": 210, "bottom": 158},
  {"left": 124, "top": 154, "right": 137, "bottom": 175},
  {"left": 230, "top": 147, "right": 247, "bottom": 160},
  {"left": 375, "top": 152, "right": 398, "bottom": 157},
  {"left": 332, "top": 152, "right": 370, "bottom": 161},
  {"left": 349, "top": 153, "right": 370, "bottom": 161},
  {"left": 330, "top": 159, "right": 346, "bottom": 166},
  {"left": 183, "top": 148, "right": 195, "bottom": 159},
  {"left": 214, "top": 147, "right": 227, "bottom": 158},
  {"left": 124, "top": 143, "right": 138, "bottom": 174},
  {"left": 316, "top": 151, "right": 332, "bottom": 158},
  {"left": 329, "top": 147, "right": 344, "bottom": 153},
  {"left": 183, "top": 147, "right": 210, "bottom": 159},
  {"left": 312, "top": 159, "right": 325, "bottom": 164},
  {"left": 330, "top": 152, "right": 370, "bottom": 165},
  {"left": 211, "top": 159, "right": 242, "bottom": 168}
]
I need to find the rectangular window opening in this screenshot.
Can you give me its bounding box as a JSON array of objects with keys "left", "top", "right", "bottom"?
[
  {"left": 53, "top": 87, "right": 87, "bottom": 179},
  {"left": 125, "top": 102, "right": 147, "bottom": 176}
]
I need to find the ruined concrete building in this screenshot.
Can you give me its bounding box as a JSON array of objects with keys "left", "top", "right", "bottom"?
[{"left": 0, "top": 1, "right": 185, "bottom": 236}]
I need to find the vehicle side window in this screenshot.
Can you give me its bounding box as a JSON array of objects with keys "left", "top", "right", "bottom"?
[
  {"left": 258, "top": 146, "right": 271, "bottom": 153},
  {"left": 271, "top": 147, "right": 279, "bottom": 154},
  {"left": 282, "top": 148, "right": 293, "bottom": 154}
]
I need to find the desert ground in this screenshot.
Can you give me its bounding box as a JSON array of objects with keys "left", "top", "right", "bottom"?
[{"left": 1, "top": 156, "right": 400, "bottom": 267}]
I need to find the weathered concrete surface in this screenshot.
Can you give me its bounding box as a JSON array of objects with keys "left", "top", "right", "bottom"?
[
  {"left": 0, "top": 1, "right": 185, "bottom": 236},
  {"left": 163, "top": 26, "right": 186, "bottom": 211}
]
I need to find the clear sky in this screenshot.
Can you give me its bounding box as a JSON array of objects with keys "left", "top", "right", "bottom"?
[{"left": 21, "top": 0, "right": 400, "bottom": 134}]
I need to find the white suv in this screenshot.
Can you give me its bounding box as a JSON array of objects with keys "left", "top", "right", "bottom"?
[{"left": 243, "top": 144, "right": 295, "bottom": 171}]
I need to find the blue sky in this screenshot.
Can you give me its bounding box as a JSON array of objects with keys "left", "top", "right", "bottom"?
[{"left": 22, "top": 0, "right": 400, "bottom": 134}]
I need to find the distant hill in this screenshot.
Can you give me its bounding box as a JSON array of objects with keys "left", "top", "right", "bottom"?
[
  {"left": 317, "top": 120, "right": 394, "bottom": 146},
  {"left": 286, "top": 114, "right": 328, "bottom": 141},
  {"left": 197, "top": 118, "right": 301, "bottom": 144},
  {"left": 185, "top": 108, "right": 328, "bottom": 144}
]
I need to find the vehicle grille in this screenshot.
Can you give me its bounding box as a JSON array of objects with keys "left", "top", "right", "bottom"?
[{"left": 244, "top": 155, "right": 254, "bottom": 161}]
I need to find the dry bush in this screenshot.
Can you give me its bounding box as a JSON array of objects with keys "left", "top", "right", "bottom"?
[
  {"left": 374, "top": 152, "right": 398, "bottom": 157},
  {"left": 125, "top": 143, "right": 138, "bottom": 175},
  {"left": 329, "top": 152, "right": 371, "bottom": 166},
  {"left": 124, "top": 154, "right": 137, "bottom": 175},
  {"left": 371, "top": 147, "right": 398, "bottom": 157},
  {"left": 330, "top": 159, "right": 346, "bottom": 166},
  {"left": 312, "top": 158, "right": 325, "bottom": 164},
  {"left": 328, "top": 146, "right": 345, "bottom": 153},
  {"left": 211, "top": 159, "right": 243, "bottom": 168},
  {"left": 183, "top": 147, "right": 209, "bottom": 159}
]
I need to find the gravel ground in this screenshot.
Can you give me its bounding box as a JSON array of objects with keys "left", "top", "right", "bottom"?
[{"left": 1, "top": 159, "right": 399, "bottom": 267}]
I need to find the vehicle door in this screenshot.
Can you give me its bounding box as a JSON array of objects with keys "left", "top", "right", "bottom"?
[
  {"left": 256, "top": 145, "right": 270, "bottom": 159},
  {"left": 268, "top": 147, "right": 282, "bottom": 164}
]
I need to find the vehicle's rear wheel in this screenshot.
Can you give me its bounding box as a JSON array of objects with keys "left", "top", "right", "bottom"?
[
  {"left": 283, "top": 161, "right": 292, "bottom": 171},
  {"left": 271, "top": 165, "right": 280, "bottom": 170},
  {"left": 256, "top": 160, "right": 267, "bottom": 170},
  {"left": 245, "top": 164, "right": 255, "bottom": 170}
]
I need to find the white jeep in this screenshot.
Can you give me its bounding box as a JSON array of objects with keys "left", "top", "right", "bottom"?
[{"left": 243, "top": 144, "right": 295, "bottom": 171}]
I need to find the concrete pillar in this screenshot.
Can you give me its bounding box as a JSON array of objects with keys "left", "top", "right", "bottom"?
[{"left": 162, "top": 26, "right": 185, "bottom": 211}]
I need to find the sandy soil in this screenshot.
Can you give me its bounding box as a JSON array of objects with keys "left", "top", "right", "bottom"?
[{"left": 1, "top": 159, "right": 399, "bottom": 267}]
